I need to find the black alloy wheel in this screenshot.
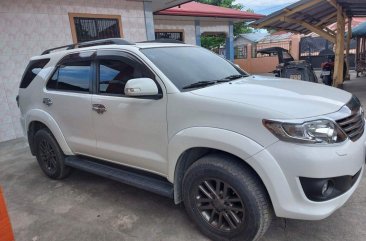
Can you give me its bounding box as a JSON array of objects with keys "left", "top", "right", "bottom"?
[
  {"left": 195, "top": 178, "right": 245, "bottom": 232},
  {"left": 38, "top": 138, "right": 58, "bottom": 175},
  {"left": 34, "top": 129, "right": 71, "bottom": 179}
]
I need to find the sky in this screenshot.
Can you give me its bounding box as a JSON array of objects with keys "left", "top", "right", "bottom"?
[{"left": 236, "top": 0, "right": 299, "bottom": 15}]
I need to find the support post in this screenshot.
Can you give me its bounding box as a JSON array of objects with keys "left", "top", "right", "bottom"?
[
  {"left": 195, "top": 20, "right": 201, "bottom": 46},
  {"left": 225, "top": 21, "right": 234, "bottom": 62},
  {"left": 345, "top": 17, "right": 352, "bottom": 80},
  {"left": 143, "top": 1, "right": 155, "bottom": 41},
  {"left": 333, "top": 4, "right": 345, "bottom": 87}
]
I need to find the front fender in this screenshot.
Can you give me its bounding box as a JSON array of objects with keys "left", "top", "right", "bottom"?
[
  {"left": 25, "top": 109, "right": 73, "bottom": 155},
  {"left": 167, "top": 127, "right": 266, "bottom": 182}
]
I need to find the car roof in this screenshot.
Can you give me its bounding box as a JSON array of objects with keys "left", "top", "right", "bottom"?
[{"left": 31, "top": 41, "right": 193, "bottom": 61}]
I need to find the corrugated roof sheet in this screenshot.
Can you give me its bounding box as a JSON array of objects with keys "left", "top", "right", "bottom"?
[
  {"left": 156, "top": 2, "right": 264, "bottom": 20},
  {"left": 236, "top": 32, "right": 268, "bottom": 42},
  {"left": 259, "top": 32, "right": 293, "bottom": 43}
]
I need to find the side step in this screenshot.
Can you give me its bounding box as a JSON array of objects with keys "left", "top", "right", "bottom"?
[{"left": 64, "top": 156, "right": 174, "bottom": 198}]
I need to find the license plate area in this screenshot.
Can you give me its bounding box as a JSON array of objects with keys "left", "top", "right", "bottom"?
[
  {"left": 290, "top": 74, "right": 302, "bottom": 80},
  {"left": 322, "top": 71, "right": 331, "bottom": 75}
]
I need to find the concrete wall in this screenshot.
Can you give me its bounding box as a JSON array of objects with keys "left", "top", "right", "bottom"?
[
  {"left": 290, "top": 34, "right": 301, "bottom": 60},
  {"left": 235, "top": 43, "right": 279, "bottom": 74},
  {"left": 0, "top": 0, "right": 147, "bottom": 142}
]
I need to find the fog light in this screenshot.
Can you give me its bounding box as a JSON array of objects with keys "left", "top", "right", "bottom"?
[
  {"left": 321, "top": 180, "right": 334, "bottom": 197},
  {"left": 321, "top": 181, "right": 329, "bottom": 195}
]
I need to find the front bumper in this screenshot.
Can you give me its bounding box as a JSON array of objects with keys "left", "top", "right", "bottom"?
[{"left": 247, "top": 130, "right": 366, "bottom": 220}]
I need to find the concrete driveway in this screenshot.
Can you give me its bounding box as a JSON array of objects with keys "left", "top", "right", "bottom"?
[
  {"left": 1, "top": 139, "right": 365, "bottom": 241},
  {"left": 1, "top": 75, "right": 366, "bottom": 241}
]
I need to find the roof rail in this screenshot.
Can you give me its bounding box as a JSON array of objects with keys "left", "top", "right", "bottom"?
[
  {"left": 138, "top": 39, "right": 185, "bottom": 44},
  {"left": 41, "top": 38, "right": 135, "bottom": 55}
]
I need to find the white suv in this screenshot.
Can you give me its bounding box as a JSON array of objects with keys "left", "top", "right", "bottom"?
[{"left": 18, "top": 38, "right": 365, "bottom": 241}]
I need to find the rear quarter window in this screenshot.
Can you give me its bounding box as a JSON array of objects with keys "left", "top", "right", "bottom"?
[{"left": 19, "top": 59, "right": 50, "bottom": 88}]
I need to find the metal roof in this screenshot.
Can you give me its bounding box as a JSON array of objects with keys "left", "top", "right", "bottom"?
[
  {"left": 235, "top": 32, "right": 268, "bottom": 43},
  {"left": 259, "top": 32, "right": 293, "bottom": 43},
  {"left": 352, "top": 20, "right": 366, "bottom": 37},
  {"left": 155, "top": 2, "right": 264, "bottom": 20},
  {"left": 251, "top": 0, "right": 366, "bottom": 34}
]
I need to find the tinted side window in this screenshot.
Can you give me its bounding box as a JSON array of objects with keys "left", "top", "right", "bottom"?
[
  {"left": 47, "top": 61, "right": 91, "bottom": 93},
  {"left": 99, "top": 59, "right": 144, "bottom": 95},
  {"left": 20, "top": 59, "right": 50, "bottom": 88}
]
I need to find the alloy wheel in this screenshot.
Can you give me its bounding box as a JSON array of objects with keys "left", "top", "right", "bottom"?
[
  {"left": 39, "top": 139, "right": 57, "bottom": 175},
  {"left": 194, "top": 178, "right": 245, "bottom": 232}
]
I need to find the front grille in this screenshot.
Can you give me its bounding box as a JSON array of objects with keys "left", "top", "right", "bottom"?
[{"left": 336, "top": 108, "right": 365, "bottom": 141}]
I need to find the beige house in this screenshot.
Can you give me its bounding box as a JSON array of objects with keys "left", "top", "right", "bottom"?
[{"left": 0, "top": 0, "right": 262, "bottom": 142}]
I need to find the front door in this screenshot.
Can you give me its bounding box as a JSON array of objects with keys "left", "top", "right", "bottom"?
[{"left": 91, "top": 50, "right": 168, "bottom": 175}]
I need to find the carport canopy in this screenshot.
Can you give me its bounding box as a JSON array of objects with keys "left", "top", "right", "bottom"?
[{"left": 251, "top": 0, "right": 366, "bottom": 87}]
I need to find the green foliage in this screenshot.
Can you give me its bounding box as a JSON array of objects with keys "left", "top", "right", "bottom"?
[
  {"left": 201, "top": 34, "right": 226, "bottom": 50},
  {"left": 197, "top": 0, "right": 255, "bottom": 50}
]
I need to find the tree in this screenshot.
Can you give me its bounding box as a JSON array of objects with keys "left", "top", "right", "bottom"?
[{"left": 197, "top": 0, "right": 255, "bottom": 50}]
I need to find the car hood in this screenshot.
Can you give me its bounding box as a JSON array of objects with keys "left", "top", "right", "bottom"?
[{"left": 190, "top": 75, "right": 352, "bottom": 119}]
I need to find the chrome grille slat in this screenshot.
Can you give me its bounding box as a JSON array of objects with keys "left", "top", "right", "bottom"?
[
  {"left": 348, "top": 122, "right": 363, "bottom": 138},
  {"left": 336, "top": 105, "right": 364, "bottom": 142},
  {"left": 337, "top": 113, "right": 361, "bottom": 126},
  {"left": 343, "top": 118, "right": 364, "bottom": 132}
]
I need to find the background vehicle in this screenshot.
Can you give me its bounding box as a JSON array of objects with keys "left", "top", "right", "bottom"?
[
  {"left": 257, "top": 47, "right": 318, "bottom": 83},
  {"left": 320, "top": 56, "right": 334, "bottom": 86},
  {"left": 18, "top": 38, "right": 365, "bottom": 241}
]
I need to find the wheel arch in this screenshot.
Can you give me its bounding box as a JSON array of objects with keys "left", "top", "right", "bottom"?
[
  {"left": 25, "top": 109, "right": 73, "bottom": 155},
  {"left": 168, "top": 127, "right": 271, "bottom": 204}
]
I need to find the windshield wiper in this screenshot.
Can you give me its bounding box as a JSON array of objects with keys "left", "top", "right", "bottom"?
[
  {"left": 182, "top": 81, "right": 217, "bottom": 89},
  {"left": 182, "top": 74, "right": 247, "bottom": 90},
  {"left": 222, "top": 74, "right": 247, "bottom": 80}
]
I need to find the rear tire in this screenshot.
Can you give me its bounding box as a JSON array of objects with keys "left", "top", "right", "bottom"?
[
  {"left": 182, "top": 154, "right": 272, "bottom": 241},
  {"left": 34, "top": 129, "right": 70, "bottom": 179}
]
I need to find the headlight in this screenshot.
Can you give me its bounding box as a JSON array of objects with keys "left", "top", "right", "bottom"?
[{"left": 263, "top": 119, "right": 347, "bottom": 144}]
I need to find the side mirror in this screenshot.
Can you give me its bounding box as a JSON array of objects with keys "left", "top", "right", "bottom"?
[{"left": 124, "top": 78, "right": 160, "bottom": 98}]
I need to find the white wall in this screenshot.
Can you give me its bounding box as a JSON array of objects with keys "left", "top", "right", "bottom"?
[
  {"left": 154, "top": 19, "right": 196, "bottom": 45},
  {"left": 200, "top": 20, "right": 229, "bottom": 35},
  {"left": 0, "top": 0, "right": 147, "bottom": 142}
]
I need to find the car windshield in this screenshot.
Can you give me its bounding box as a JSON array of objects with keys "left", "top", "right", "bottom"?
[{"left": 140, "top": 46, "right": 248, "bottom": 91}]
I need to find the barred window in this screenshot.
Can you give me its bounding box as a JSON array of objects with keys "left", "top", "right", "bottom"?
[
  {"left": 234, "top": 45, "right": 248, "bottom": 59},
  {"left": 69, "top": 14, "right": 122, "bottom": 43}
]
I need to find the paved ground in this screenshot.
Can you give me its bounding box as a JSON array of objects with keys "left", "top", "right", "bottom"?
[{"left": 1, "top": 74, "right": 366, "bottom": 241}]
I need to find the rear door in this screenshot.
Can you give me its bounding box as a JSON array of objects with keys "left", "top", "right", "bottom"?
[
  {"left": 91, "top": 50, "right": 168, "bottom": 175},
  {"left": 44, "top": 52, "right": 96, "bottom": 155}
]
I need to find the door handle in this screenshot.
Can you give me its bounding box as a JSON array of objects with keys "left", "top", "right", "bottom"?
[
  {"left": 92, "top": 104, "right": 106, "bottom": 114},
  {"left": 43, "top": 98, "right": 53, "bottom": 106}
]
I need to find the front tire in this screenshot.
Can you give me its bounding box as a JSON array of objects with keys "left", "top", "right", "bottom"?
[
  {"left": 34, "top": 129, "right": 70, "bottom": 179},
  {"left": 182, "top": 154, "right": 272, "bottom": 241}
]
